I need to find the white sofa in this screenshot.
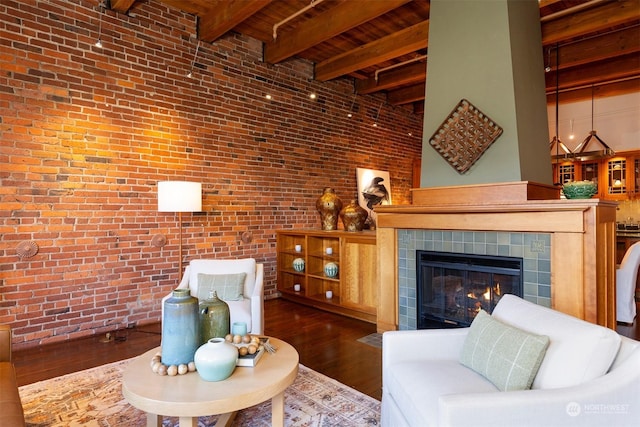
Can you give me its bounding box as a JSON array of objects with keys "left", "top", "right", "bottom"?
[
  {"left": 161, "top": 258, "right": 264, "bottom": 335},
  {"left": 382, "top": 294, "right": 640, "bottom": 427}
]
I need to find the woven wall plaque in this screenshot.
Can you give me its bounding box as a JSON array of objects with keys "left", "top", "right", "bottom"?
[{"left": 429, "top": 99, "right": 503, "bottom": 174}]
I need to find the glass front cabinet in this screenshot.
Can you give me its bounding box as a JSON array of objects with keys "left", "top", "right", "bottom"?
[{"left": 553, "top": 150, "right": 639, "bottom": 200}]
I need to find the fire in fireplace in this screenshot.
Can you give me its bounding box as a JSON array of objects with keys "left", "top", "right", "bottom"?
[{"left": 416, "top": 251, "right": 523, "bottom": 328}]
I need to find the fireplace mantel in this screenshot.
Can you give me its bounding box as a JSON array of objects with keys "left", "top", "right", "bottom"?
[{"left": 375, "top": 183, "right": 618, "bottom": 332}]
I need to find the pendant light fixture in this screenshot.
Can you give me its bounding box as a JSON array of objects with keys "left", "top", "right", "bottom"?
[
  {"left": 549, "top": 44, "right": 573, "bottom": 162},
  {"left": 572, "top": 85, "right": 615, "bottom": 162}
]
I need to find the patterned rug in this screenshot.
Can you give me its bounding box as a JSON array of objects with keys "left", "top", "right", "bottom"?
[{"left": 19, "top": 359, "right": 380, "bottom": 426}]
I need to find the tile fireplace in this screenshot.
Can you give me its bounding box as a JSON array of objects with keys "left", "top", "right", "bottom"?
[
  {"left": 374, "top": 182, "right": 618, "bottom": 333},
  {"left": 416, "top": 250, "right": 523, "bottom": 328}
]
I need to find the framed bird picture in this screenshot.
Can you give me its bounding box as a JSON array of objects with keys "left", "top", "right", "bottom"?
[{"left": 356, "top": 167, "right": 392, "bottom": 229}]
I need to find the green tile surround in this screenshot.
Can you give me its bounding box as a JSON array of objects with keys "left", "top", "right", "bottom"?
[{"left": 397, "top": 230, "right": 551, "bottom": 330}]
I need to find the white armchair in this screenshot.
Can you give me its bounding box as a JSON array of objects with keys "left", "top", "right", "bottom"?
[
  {"left": 161, "top": 258, "right": 264, "bottom": 335},
  {"left": 382, "top": 295, "right": 640, "bottom": 427},
  {"left": 617, "top": 241, "right": 640, "bottom": 324}
]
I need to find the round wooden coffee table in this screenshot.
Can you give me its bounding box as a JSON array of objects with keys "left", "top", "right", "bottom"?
[{"left": 122, "top": 337, "right": 299, "bottom": 427}]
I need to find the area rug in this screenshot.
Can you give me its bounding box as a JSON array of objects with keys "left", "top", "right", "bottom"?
[{"left": 19, "top": 358, "right": 380, "bottom": 427}]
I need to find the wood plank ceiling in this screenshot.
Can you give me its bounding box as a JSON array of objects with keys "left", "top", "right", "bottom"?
[{"left": 110, "top": 0, "right": 640, "bottom": 114}]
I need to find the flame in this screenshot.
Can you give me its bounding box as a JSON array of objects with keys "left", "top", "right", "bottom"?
[{"left": 483, "top": 288, "right": 490, "bottom": 300}]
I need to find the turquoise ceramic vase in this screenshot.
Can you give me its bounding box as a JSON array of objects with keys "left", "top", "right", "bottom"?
[
  {"left": 199, "top": 290, "right": 230, "bottom": 345},
  {"left": 162, "top": 288, "right": 200, "bottom": 366},
  {"left": 194, "top": 338, "right": 239, "bottom": 381},
  {"left": 293, "top": 257, "right": 305, "bottom": 272},
  {"left": 324, "top": 262, "right": 338, "bottom": 278}
]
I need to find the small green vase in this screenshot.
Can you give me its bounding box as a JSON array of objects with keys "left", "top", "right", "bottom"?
[{"left": 199, "top": 290, "right": 231, "bottom": 344}]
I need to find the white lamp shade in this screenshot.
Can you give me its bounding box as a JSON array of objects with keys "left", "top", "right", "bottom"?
[{"left": 158, "top": 181, "right": 202, "bottom": 212}]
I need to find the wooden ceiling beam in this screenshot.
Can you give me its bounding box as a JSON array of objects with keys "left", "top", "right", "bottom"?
[
  {"left": 547, "top": 53, "right": 640, "bottom": 92},
  {"left": 264, "top": 0, "right": 411, "bottom": 64},
  {"left": 387, "top": 83, "right": 426, "bottom": 106},
  {"left": 546, "top": 78, "right": 640, "bottom": 104},
  {"left": 550, "top": 26, "right": 640, "bottom": 70},
  {"left": 314, "top": 21, "right": 429, "bottom": 82},
  {"left": 199, "top": 0, "right": 272, "bottom": 42},
  {"left": 355, "top": 61, "right": 427, "bottom": 95},
  {"left": 541, "top": 0, "right": 640, "bottom": 45},
  {"left": 110, "top": 0, "right": 136, "bottom": 13}
]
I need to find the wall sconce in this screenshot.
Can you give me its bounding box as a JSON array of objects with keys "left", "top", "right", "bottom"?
[{"left": 158, "top": 181, "right": 202, "bottom": 277}]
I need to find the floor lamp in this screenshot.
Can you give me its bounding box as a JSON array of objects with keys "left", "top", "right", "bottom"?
[{"left": 158, "top": 181, "right": 202, "bottom": 279}]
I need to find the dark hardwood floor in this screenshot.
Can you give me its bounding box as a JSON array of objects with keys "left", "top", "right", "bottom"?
[
  {"left": 13, "top": 298, "right": 382, "bottom": 399},
  {"left": 12, "top": 299, "right": 640, "bottom": 402}
]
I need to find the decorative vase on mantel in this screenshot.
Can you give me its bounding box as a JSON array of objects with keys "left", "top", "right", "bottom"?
[
  {"left": 340, "top": 199, "right": 368, "bottom": 232},
  {"left": 316, "top": 187, "right": 343, "bottom": 231}
]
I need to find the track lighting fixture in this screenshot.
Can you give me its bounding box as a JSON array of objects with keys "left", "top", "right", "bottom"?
[
  {"left": 544, "top": 48, "right": 551, "bottom": 73},
  {"left": 569, "top": 119, "right": 574, "bottom": 140},
  {"left": 95, "top": 1, "right": 105, "bottom": 48},
  {"left": 187, "top": 40, "right": 200, "bottom": 78},
  {"left": 372, "top": 101, "right": 383, "bottom": 127},
  {"left": 346, "top": 93, "right": 357, "bottom": 118},
  {"left": 265, "top": 66, "right": 279, "bottom": 100}
]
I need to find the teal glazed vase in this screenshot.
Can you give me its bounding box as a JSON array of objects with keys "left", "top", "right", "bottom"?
[
  {"left": 324, "top": 262, "right": 339, "bottom": 278},
  {"left": 162, "top": 288, "right": 200, "bottom": 366},
  {"left": 199, "top": 290, "right": 230, "bottom": 344},
  {"left": 292, "top": 257, "right": 305, "bottom": 272},
  {"left": 194, "top": 338, "right": 239, "bottom": 381}
]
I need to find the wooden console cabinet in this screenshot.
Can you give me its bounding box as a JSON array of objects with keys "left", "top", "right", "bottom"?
[{"left": 276, "top": 229, "right": 377, "bottom": 323}]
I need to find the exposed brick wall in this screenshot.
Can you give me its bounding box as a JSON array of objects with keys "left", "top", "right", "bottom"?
[{"left": 0, "top": 0, "right": 423, "bottom": 349}]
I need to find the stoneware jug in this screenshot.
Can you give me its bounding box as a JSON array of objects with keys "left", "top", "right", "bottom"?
[
  {"left": 194, "top": 338, "right": 239, "bottom": 382},
  {"left": 162, "top": 288, "right": 199, "bottom": 366},
  {"left": 199, "top": 290, "right": 230, "bottom": 344}
]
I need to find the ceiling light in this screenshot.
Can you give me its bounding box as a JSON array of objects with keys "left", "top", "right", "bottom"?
[
  {"left": 372, "top": 101, "right": 383, "bottom": 127},
  {"left": 550, "top": 44, "right": 572, "bottom": 163},
  {"left": 187, "top": 40, "right": 200, "bottom": 78},
  {"left": 572, "top": 85, "right": 615, "bottom": 161},
  {"left": 346, "top": 93, "right": 357, "bottom": 118},
  {"left": 95, "top": 1, "right": 105, "bottom": 48},
  {"left": 264, "top": 66, "right": 279, "bottom": 101},
  {"left": 569, "top": 119, "right": 574, "bottom": 140},
  {"left": 544, "top": 48, "right": 551, "bottom": 72},
  {"left": 309, "top": 93, "right": 317, "bottom": 100}
]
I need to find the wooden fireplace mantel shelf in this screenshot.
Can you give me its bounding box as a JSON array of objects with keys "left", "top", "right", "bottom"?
[{"left": 375, "top": 188, "right": 618, "bottom": 333}]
